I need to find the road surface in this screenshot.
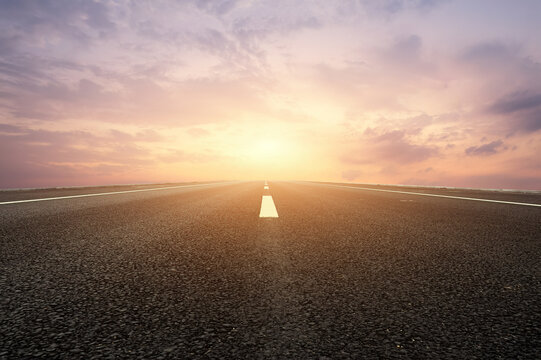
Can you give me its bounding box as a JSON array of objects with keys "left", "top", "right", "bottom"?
[{"left": 1, "top": 181, "right": 540, "bottom": 358}]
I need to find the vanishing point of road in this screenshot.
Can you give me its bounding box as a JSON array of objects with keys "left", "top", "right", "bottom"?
[{"left": 1, "top": 181, "right": 540, "bottom": 358}]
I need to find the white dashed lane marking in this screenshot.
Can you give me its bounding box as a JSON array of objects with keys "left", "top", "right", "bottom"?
[{"left": 259, "top": 195, "right": 279, "bottom": 218}]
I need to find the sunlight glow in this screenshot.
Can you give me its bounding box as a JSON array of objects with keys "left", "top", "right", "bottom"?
[{"left": 252, "top": 138, "right": 288, "bottom": 159}]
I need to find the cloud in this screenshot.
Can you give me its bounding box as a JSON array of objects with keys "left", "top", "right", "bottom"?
[
  {"left": 0, "top": 49, "right": 274, "bottom": 125},
  {"left": 0, "top": 123, "right": 21, "bottom": 133},
  {"left": 109, "top": 129, "right": 164, "bottom": 143},
  {"left": 300, "top": 33, "right": 443, "bottom": 115},
  {"left": 0, "top": 123, "right": 232, "bottom": 188},
  {"left": 194, "top": 0, "right": 242, "bottom": 15},
  {"left": 0, "top": 0, "right": 115, "bottom": 47},
  {"left": 0, "top": 124, "right": 147, "bottom": 162},
  {"left": 456, "top": 41, "right": 541, "bottom": 136},
  {"left": 488, "top": 92, "right": 541, "bottom": 114},
  {"left": 0, "top": 124, "right": 157, "bottom": 188},
  {"left": 342, "top": 129, "right": 439, "bottom": 165},
  {"left": 486, "top": 91, "right": 541, "bottom": 133},
  {"left": 461, "top": 42, "right": 516, "bottom": 63},
  {"left": 232, "top": 9, "right": 322, "bottom": 40},
  {"left": 1, "top": 74, "right": 118, "bottom": 121},
  {"left": 465, "top": 140, "right": 506, "bottom": 156},
  {"left": 384, "top": 34, "right": 422, "bottom": 62},
  {"left": 347, "top": 0, "right": 448, "bottom": 16},
  {"left": 459, "top": 42, "right": 541, "bottom": 90},
  {"left": 186, "top": 128, "right": 211, "bottom": 137},
  {"left": 158, "top": 149, "right": 224, "bottom": 164},
  {"left": 0, "top": 34, "right": 20, "bottom": 53},
  {"left": 373, "top": 34, "right": 437, "bottom": 79},
  {"left": 459, "top": 41, "right": 541, "bottom": 90}
]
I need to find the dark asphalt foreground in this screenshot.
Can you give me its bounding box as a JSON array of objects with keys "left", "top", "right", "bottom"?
[{"left": 0, "top": 182, "right": 540, "bottom": 359}]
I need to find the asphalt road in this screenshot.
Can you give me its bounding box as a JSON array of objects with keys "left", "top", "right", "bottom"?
[{"left": 1, "top": 181, "right": 540, "bottom": 359}]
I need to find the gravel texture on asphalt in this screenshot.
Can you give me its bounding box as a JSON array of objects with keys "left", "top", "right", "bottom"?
[{"left": 1, "top": 181, "right": 540, "bottom": 359}]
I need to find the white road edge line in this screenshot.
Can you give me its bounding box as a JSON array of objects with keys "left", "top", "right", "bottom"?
[
  {"left": 304, "top": 182, "right": 541, "bottom": 208},
  {"left": 0, "top": 182, "right": 237, "bottom": 205},
  {"left": 259, "top": 195, "right": 279, "bottom": 217}
]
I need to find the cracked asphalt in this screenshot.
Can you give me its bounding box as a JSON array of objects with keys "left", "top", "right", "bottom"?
[{"left": 1, "top": 181, "right": 540, "bottom": 359}]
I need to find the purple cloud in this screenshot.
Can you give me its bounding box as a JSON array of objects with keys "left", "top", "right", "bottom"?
[
  {"left": 465, "top": 140, "right": 506, "bottom": 156},
  {"left": 0, "top": 0, "right": 115, "bottom": 48},
  {"left": 361, "top": 0, "right": 448, "bottom": 16},
  {"left": 487, "top": 92, "right": 541, "bottom": 133},
  {"left": 0, "top": 124, "right": 219, "bottom": 188},
  {"left": 489, "top": 92, "right": 541, "bottom": 114},
  {"left": 342, "top": 129, "right": 439, "bottom": 165}
]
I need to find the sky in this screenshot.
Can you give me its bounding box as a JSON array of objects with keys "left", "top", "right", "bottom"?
[{"left": 1, "top": 0, "right": 540, "bottom": 189}]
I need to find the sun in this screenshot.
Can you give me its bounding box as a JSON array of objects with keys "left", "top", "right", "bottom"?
[
  {"left": 254, "top": 138, "right": 284, "bottom": 158},
  {"left": 239, "top": 134, "right": 305, "bottom": 177}
]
